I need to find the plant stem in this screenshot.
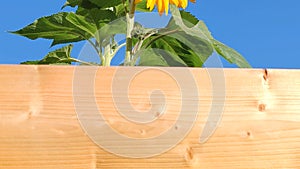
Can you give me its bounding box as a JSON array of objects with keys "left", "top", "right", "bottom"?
[
  {"left": 132, "top": 29, "right": 158, "bottom": 55},
  {"left": 143, "top": 29, "right": 180, "bottom": 48},
  {"left": 124, "top": 0, "right": 136, "bottom": 66},
  {"left": 112, "top": 43, "right": 126, "bottom": 58},
  {"left": 70, "top": 58, "right": 97, "bottom": 66},
  {"left": 103, "top": 57, "right": 112, "bottom": 66},
  {"left": 122, "top": 0, "right": 129, "bottom": 13},
  {"left": 96, "top": 32, "right": 104, "bottom": 64},
  {"left": 102, "top": 43, "right": 111, "bottom": 66}
]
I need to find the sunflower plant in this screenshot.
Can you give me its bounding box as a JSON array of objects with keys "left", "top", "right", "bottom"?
[{"left": 11, "top": 0, "right": 251, "bottom": 67}]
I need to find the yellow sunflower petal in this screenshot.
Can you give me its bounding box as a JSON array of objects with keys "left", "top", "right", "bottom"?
[
  {"left": 147, "top": 0, "right": 156, "bottom": 11},
  {"left": 157, "top": 0, "right": 163, "bottom": 14},
  {"left": 179, "top": 0, "right": 187, "bottom": 8},
  {"left": 135, "top": 0, "right": 196, "bottom": 15},
  {"left": 170, "top": 0, "right": 179, "bottom": 6},
  {"left": 164, "top": 0, "right": 169, "bottom": 15}
]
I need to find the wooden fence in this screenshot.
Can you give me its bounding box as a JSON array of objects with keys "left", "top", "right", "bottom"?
[{"left": 0, "top": 65, "right": 299, "bottom": 168}]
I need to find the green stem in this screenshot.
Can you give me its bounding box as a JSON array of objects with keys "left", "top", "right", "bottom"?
[
  {"left": 87, "top": 39, "right": 100, "bottom": 54},
  {"left": 103, "top": 57, "right": 112, "bottom": 66},
  {"left": 70, "top": 58, "right": 98, "bottom": 66},
  {"left": 95, "top": 33, "right": 104, "bottom": 64},
  {"left": 102, "top": 43, "right": 111, "bottom": 66},
  {"left": 124, "top": 0, "right": 136, "bottom": 66},
  {"left": 143, "top": 29, "right": 180, "bottom": 48},
  {"left": 112, "top": 43, "right": 126, "bottom": 58},
  {"left": 122, "top": 0, "right": 129, "bottom": 13}
]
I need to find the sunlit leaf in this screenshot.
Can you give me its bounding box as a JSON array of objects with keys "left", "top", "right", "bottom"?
[
  {"left": 89, "top": 0, "right": 122, "bottom": 8},
  {"left": 21, "top": 44, "right": 74, "bottom": 65},
  {"left": 212, "top": 40, "right": 251, "bottom": 68},
  {"left": 170, "top": 6, "right": 251, "bottom": 68},
  {"left": 137, "top": 48, "right": 187, "bottom": 66},
  {"left": 139, "top": 9, "right": 213, "bottom": 67},
  {"left": 62, "top": 0, "right": 96, "bottom": 9},
  {"left": 11, "top": 12, "right": 97, "bottom": 46}
]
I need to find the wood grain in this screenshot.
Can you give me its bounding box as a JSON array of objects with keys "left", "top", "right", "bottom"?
[{"left": 0, "top": 65, "right": 299, "bottom": 168}]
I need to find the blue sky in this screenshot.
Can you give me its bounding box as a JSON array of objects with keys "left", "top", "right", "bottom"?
[{"left": 1, "top": 0, "right": 300, "bottom": 68}]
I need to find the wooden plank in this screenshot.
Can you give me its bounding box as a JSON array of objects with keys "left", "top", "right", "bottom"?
[{"left": 0, "top": 65, "right": 299, "bottom": 168}]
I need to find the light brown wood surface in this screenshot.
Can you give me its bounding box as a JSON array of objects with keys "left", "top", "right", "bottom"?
[{"left": 0, "top": 65, "right": 299, "bottom": 168}]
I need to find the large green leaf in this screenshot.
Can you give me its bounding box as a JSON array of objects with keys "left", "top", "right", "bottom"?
[
  {"left": 169, "top": 33, "right": 213, "bottom": 66},
  {"left": 62, "top": 0, "right": 80, "bottom": 8},
  {"left": 63, "top": 0, "right": 150, "bottom": 12},
  {"left": 89, "top": 0, "right": 123, "bottom": 8},
  {"left": 66, "top": 13, "right": 97, "bottom": 36},
  {"left": 196, "top": 20, "right": 251, "bottom": 68},
  {"left": 75, "top": 7, "right": 123, "bottom": 46},
  {"left": 170, "top": 6, "right": 210, "bottom": 41},
  {"left": 170, "top": 5, "right": 251, "bottom": 68},
  {"left": 137, "top": 48, "right": 169, "bottom": 66},
  {"left": 21, "top": 44, "right": 74, "bottom": 65},
  {"left": 62, "top": 0, "right": 98, "bottom": 9},
  {"left": 76, "top": 7, "right": 117, "bottom": 30},
  {"left": 114, "top": 3, "right": 127, "bottom": 17},
  {"left": 137, "top": 48, "right": 187, "bottom": 66},
  {"left": 138, "top": 9, "right": 214, "bottom": 67},
  {"left": 143, "top": 32, "right": 213, "bottom": 67},
  {"left": 196, "top": 20, "right": 213, "bottom": 39},
  {"left": 11, "top": 12, "right": 97, "bottom": 46},
  {"left": 212, "top": 40, "right": 251, "bottom": 68},
  {"left": 104, "top": 19, "right": 127, "bottom": 39}
]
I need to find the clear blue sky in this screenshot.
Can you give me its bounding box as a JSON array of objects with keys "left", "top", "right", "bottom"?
[{"left": 1, "top": 0, "right": 300, "bottom": 68}]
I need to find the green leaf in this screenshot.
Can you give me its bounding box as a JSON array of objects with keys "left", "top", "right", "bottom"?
[
  {"left": 137, "top": 48, "right": 168, "bottom": 66},
  {"left": 62, "top": 0, "right": 97, "bottom": 9},
  {"left": 170, "top": 6, "right": 251, "bottom": 68},
  {"left": 97, "top": 18, "right": 127, "bottom": 43},
  {"left": 89, "top": 0, "right": 122, "bottom": 8},
  {"left": 170, "top": 6, "right": 209, "bottom": 41},
  {"left": 196, "top": 21, "right": 251, "bottom": 68},
  {"left": 76, "top": 7, "right": 117, "bottom": 30},
  {"left": 10, "top": 12, "right": 98, "bottom": 46},
  {"left": 212, "top": 40, "right": 251, "bottom": 68},
  {"left": 139, "top": 8, "right": 213, "bottom": 67},
  {"left": 143, "top": 32, "right": 213, "bottom": 67},
  {"left": 114, "top": 3, "right": 127, "bottom": 17},
  {"left": 65, "top": 12, "right": 97, "bottom": 36},
  {"left": 62, "top": 0, "right": 81, "bottom": 8},
  {"left": 173, "top": 36, "right": 212, "bottom": 66},
  {"left": 21, "top": 44, "right": 74, "bottom": 65},
  {"left": 136, "top": 0, "right": 151, "bottom": 12},
  {"left": 76, "top": 7, "right": 123, "bottom": 46},
  {"left": 196, "top": 20, "right": 213, "bottom": 39},
  {"left": 177, "top": 10, "right": 199, "bottom": 27},
  {"left": 137, "top": 48, "right": 186, "bottom": 66}
]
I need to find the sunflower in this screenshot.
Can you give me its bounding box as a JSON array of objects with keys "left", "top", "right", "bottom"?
[{"left": 135, "top": 0, "right": 196, "bottom": 15}]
